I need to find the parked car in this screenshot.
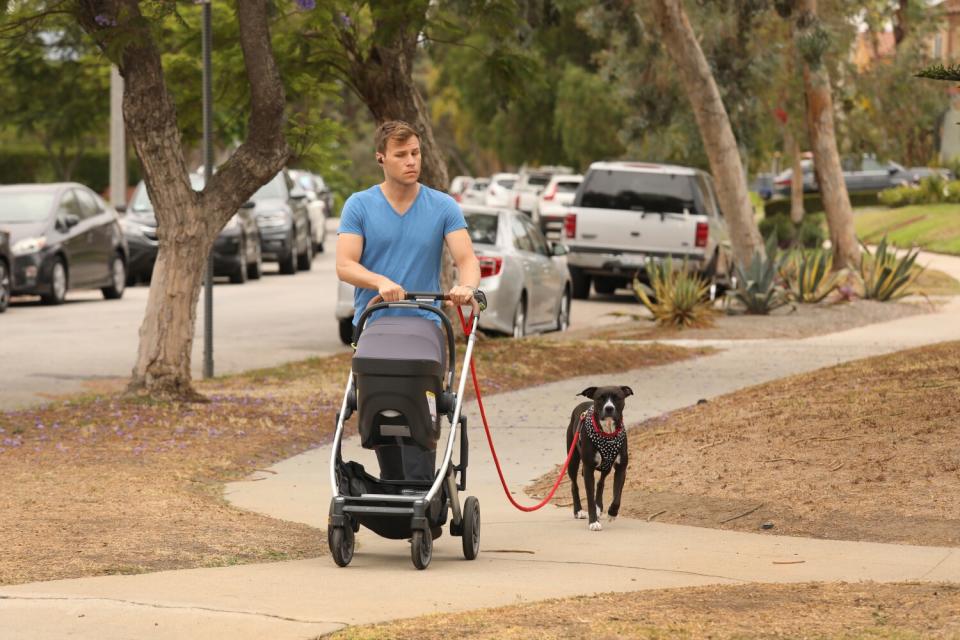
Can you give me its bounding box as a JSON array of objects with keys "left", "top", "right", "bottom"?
[
  {"left": 247, "top": 170, "right": 313, "bottom": 275},
  {"left": 534, "top": 174, "right": 583, "bottom": 239},
  {"left": 0, "top": 230, "right": 11, "bottom": 313},
  {"left": 773, "top": 156, "right": 953, "bottom": 197},
  {"left": 0, "top": 183, "right": 128, "bottom": 304},
  {"left": 449, "top": 175, "right": 473, "bottom": 202},
  {"left": 289, "top": 169, "right": 328, "bottom": 253},
  {"left": 464, "top": 205, "right": 571, "bottom": 337},
  {"left": 563, "top": 161, "right": 730, "bottom": 299},
  {"left": 461, "top": 177, "right": 490, "bottom": 205},
  {"left": 484, "top": 172, "right": 519, "bottom": 208},
  {"left": 511, "top": 166, "right": 573, "bottom": 216},
  {"left": 122, "top": 175, "right": 263, "bottom": 285}
]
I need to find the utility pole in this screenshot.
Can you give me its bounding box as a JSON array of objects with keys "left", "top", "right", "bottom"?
[
  {"left": 109, "top": 66, "right": 125, "bottom": 208},
  {"left": 202, "top": 0, "right": 215, "bottom": 379}
]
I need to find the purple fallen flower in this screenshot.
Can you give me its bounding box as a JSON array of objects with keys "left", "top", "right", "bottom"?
[
  {"left": 339, "top": 12, "right": 351, "bottom": 27},
  {"left": 296, "top": 0, "right": 316, "bottom": 10}
]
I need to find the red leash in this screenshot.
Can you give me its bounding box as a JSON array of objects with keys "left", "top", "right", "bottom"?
[{"left": 456, "top": 307, "right": 579, "bottom": 512}]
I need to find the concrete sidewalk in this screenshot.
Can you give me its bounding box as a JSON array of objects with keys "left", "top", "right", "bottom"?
[{"left": 2, "top": 252, "right": 959, "bottom": 640}]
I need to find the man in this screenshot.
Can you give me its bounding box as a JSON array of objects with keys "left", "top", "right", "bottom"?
[{"left": 336, "top": 120, "right": 480, "bottom": 327}]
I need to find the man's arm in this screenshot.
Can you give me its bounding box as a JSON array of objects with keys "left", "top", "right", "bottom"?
[
  {"left": 335, "top": 233, "right": 405, "bottom": 301},
  {"left": 445, "top": 228, "right": 481, "bottom": 306}
]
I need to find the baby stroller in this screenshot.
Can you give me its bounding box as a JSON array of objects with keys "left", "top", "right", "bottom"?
[{"left": 328, "top": 291, "right": 485, "bottom": 570}]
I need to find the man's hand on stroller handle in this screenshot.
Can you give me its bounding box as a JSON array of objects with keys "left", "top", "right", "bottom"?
[
  {"left": 366, "top": 289, "right": 486, "bottom": 314},
  {"left": 376, "top": 277, "right": 405, "bottom": 302}
]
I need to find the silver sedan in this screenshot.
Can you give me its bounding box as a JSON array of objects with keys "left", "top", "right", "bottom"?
[
  {"left": 463, "top": 205, "right": 571, "bottom": 338},
  {"left": 333, "top": 206, "right": 572, "bottom": 342}
]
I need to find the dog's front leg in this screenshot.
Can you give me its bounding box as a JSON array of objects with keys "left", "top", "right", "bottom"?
[
  {"left": 608, "top": 456, "right": 628, "bottom": 522},
  {"left": 595, "top": 471, "right": 607, "bottom": 521},
  {"left": 581, "top": 466, "right": 601, "bottom": 531}
]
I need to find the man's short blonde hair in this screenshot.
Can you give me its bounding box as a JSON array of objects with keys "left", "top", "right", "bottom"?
[{"left": 375, "top": 120, "right": 420, "bottom": 154}]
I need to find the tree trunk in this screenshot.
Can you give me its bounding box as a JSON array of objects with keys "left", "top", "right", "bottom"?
[
  {"left": 793, "top": 0, "right": 860, "bottom": 269},
  {"left": 647, "top": 0, "right": 765, "bottom": 268},
  {"left": 785, "top": 129, "right": 806, "bottom": 224},
  {"left": 894, "top": 0, "right": 908, "bottom": 47},
  {"left": 77, "top": 0, "right": 289, "bottom": 400}
]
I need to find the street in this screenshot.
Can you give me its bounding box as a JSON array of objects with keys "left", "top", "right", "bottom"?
[{"left": 0, "top": 220, "right": 635, "bottom": 410}]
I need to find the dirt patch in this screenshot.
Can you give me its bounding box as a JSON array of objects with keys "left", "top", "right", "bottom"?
[
  {"left": 324, "top": 582, "right": 960, "bottom": 639},
  {"left": 556, "top": 297, "right": 937, "bottom": 342},
  {"left": 0, "top": 340, "right": 699, "bottom": 585},
  {"left": 530, "top": 341, "right": 960, "bottom": 547}
]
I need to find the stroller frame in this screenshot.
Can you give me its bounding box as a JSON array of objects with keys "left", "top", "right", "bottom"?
[{"left": 327, "top": 292, "right": 483, "bottom": 570}]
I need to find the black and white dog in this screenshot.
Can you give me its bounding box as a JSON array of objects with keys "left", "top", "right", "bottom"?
[{"left": 565, "top": 386, "right": 633, "bottom": 531}]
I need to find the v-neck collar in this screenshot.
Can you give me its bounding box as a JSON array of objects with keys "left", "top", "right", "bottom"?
[{"left": 377, "top": 183, "right": 422, "bottom": 217}]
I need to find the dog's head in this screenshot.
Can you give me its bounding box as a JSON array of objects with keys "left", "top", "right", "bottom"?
[{"left": 578, "top": 386, "right": 633, "bottom": 433}]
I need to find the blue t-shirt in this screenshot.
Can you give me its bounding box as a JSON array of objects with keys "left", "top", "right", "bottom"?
[{"left": 338, "top": 184, "right": 467, "bottom": 327}]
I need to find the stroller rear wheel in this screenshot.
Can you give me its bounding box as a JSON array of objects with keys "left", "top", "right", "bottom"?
[
  {"left": 410, "top": 529, "right": 433, "bottom": 570},
  {"left": 462, "top": 496, "right": 480, "bottom": 560},
  {"left": 329, "top": 525, "right": 355, "bottom": 567}
]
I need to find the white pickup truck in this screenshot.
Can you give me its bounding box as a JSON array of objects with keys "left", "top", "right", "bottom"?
[{"left": 562, "top": 161, "right": 730, "bottom": 299}]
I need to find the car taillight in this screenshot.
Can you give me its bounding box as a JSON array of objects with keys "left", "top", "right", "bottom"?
[
  {"left": 564, "top": 213, "right": 577, "bottom": 239},
  {"left": 695, "top": 222, "right": 709, "bottom": 248},
  {"left": 454, "top": 193, "right": 463, "bottom": 202},
  {"left": 542, "top": 184, "right": 557, "bottom": 201},
  {"left": 478, "top": 255, "right": 503, "bottom": 278}
]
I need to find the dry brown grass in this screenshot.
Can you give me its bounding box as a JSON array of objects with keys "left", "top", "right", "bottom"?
[
  {"left": 532, "top": 340, "right": 960, "bottom": 546},
  {"left": 0, "top": 339, "right": 699, "bottom": 585},
  {"left": 326, "top": 582, "right": 960, "bottom": 639}
]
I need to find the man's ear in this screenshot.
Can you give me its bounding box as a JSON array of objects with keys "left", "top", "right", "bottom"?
[
  {"left": 621, "top": 386, "right": 634, "bottom": 397},
  {"left": 377, "top": 156, "right": 383, "bottom": 164},
  {"left": 578, "top": 387, "right": 597, "bottom": 399}
]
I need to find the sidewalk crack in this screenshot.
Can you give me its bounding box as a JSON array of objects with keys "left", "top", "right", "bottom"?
[
  {"left": 486, "top": 556, "right": 746, "bottom": 583},
  {"left": 919, "top": 549, "right": 954, "bottom": 580}
]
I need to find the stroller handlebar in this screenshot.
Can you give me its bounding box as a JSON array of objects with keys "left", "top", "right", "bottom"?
[{"left": 365, "top": 290, "right": 487, "bottom": 314}]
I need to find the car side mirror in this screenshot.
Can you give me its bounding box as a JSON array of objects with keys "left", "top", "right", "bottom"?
[
  {"left": 240, "top": 201, "right": 256, "bottom": 209},
  {"left": 551, "top": 242, "right": 568, "bottom": 257},
  {"left": 888, "top": 166, "right": 898, "bottom": 175},
  {"left": 114, "top": 204, "right": 127, "bottom": 213},
  {"left": 290, "top": 189, "right": 307, "bottom": 200},
  {"left": 63, "top": 213, "right": 80, "bottom": 228}
]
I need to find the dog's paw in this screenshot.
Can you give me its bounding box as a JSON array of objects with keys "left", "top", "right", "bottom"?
[
  {"left": 607, "top": 515, "right": 617, "bottom": 523},
  {"left": 595, "top": 506, "right": 603, "bottom": 519},
  {"left": 588, "top": 521, "right": 603, "bottom": 531},
  {"left": 575, "top": 510, "right": 588, "bottom": 520}
]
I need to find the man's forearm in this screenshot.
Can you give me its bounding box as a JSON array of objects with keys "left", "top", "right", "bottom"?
[
  {"left": 456, "top": 257, "right": 481, "bottom": 289},
  {"left": 337, "top": 261, "right": 389, "bottom": 291}
]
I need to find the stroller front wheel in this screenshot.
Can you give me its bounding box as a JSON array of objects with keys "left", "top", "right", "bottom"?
[
  {"left": 462, "top": 496, "right": 480, "bottom": 560},
  {"left": 410, "top": 529, "right": 433, "bottom": 570},
  {"left": 329, "top": 525, "right": 355, "bottom": 567}
]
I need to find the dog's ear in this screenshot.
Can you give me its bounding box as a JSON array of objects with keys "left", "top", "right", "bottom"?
[
  {"left": 578, "top": 387, "right": 597, "bottom": 399},
  {"left": 620, "top": 386, "right": 634, "bottom": 397}
]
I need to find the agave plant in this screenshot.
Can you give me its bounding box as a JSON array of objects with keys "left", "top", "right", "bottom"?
[
  {"left": 781, "top": 248, "right": 842, "bottom": 303},
  {"left": 859, "top": 235, "right": 924, "bottom": 301},
  {"left": 633, "top": 257, "right": 715, "bottom": 328},
  {"left": 726, "top": 236, "right": 791, "bottom": 315}
]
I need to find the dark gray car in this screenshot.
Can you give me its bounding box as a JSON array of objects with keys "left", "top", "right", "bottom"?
[
  {"left": 249, "top": 171, "right": 313, "bottom": 275},
  {"left": 0, "top": 183, "right": 127, "bottom": 305}
]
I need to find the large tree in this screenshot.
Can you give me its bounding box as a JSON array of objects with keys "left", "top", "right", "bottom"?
[
  {"left": 781, "top": 0, "right": 860, "bottom": 269},
  {"left": 15, "top": 0, "right": 294, "bottom": 400},
  {"left": 646, "top": 0, "right": 764, "bottom": 268}
]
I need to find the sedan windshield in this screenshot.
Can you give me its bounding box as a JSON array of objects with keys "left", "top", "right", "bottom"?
[
  {"left": 252, "top": 174, "right": 286, "bottom": 201},
  {"left": 0, "top": 192, "right": 55, "bottom": 223}
]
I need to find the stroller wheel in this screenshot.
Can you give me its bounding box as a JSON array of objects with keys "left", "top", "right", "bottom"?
[
  {"left": 410, "top": 529, "right": 432, "bottom": 570},
  {"left": 462, "top": 496, "right": 480, "bottom": 560},
  {"left": 329, "top": 526, "right": 355, "bottom": 567}
]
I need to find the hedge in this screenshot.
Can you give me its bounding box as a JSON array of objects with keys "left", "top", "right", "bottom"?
[
  {"left": 763, "top": 190, "right": 880, "bottom": 217},
  {"left": 0, "top": 146, "right": 141, "bottom": 196}
]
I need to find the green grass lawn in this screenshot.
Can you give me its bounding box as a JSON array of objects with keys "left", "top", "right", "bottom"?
[{"left": 855, "top": 204, "right": 960, "bottom": 255}]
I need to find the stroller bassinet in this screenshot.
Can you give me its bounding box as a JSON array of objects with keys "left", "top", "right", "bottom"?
[{"left": 352, "top": 315, "right": 448, "bottom": 481}]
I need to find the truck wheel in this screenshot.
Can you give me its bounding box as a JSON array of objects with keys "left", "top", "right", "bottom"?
[
  {"left": 594, "top": 277, "right": 618, "bottom": 295},
  {"left": 570, "top": 267, "right": 591, "bottom": 300}
]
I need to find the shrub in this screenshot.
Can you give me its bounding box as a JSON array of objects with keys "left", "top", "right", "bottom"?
[
  {"left": 858, "top": 235, "right": 924, "bottom": 301},
  {"left": 878, "top": 175, "right": 958, "bottom": 207},
  {"left": 725, "top": 236, "right": 792, "bottom": 315},
  {"left": 780, "top": 248, "right": 843, "bottom": 303},
  {"left": 633, "top": 257, "right": 716, "bottom": 328},
  {"left": 758, "top": 213, "right": 827, "bottom": 249}
]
